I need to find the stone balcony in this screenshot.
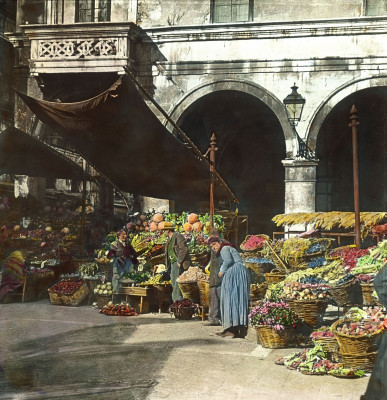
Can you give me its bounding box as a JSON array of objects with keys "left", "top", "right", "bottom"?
[{"left": 17, "top": 22, "right": 137, "bottom": 75}]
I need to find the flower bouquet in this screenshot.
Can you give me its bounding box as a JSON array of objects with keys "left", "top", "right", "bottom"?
[{"left": 249, "top": 300, "right": 299, "bottom": 348}]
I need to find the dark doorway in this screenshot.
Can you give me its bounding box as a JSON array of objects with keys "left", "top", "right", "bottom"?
[
  {"left": 177, "top": 90, "right": 286, "bottom": 235},
  {"left": 316, "top": 87, "right": 387, "bottom": 212}
]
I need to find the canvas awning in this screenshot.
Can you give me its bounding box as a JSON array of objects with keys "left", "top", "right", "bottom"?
[
  {"left": 0, "top": 126, "right": 89, "bottom": 180},
  {"left": 17, "top": 74, "right": 237, "bottom": 204}
]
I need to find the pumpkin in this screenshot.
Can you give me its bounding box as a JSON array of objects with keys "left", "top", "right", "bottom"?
[
  {"left": 183, "top": 222, "right": 193, "bottom": 232},
  {"left": 149, "top": 222, "right": 158, "bottom": 232},
  {"left": 158, "top": 221, "right": 166, "bottom": 230},
  {"left": 153, "top": 213, "right": 163, "bottom": 223},
  {"left": 187, "top": 213, "right": 198, "bottom": 224},
  {"left": 192, "top": 222, "right": 203, "bottom": 231}
]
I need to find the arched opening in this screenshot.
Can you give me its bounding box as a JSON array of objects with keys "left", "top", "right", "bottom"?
[
  {"left": 316, "top": 87, "right": 387, "bottom": 212},
  {"left": 176, "top": 89, "right": 286, "bottom": 234}
]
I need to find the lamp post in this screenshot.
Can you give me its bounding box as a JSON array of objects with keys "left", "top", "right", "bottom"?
[
  {"left": 283, "top": 84, "right": 312, "bottom": 159},
  {"left": 349, "top": 105, "right": 361, "bottom": 248}
]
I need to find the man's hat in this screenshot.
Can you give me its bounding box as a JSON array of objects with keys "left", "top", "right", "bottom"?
[{"left": 161, "top": 221, "right": 175, "bottom": 231}]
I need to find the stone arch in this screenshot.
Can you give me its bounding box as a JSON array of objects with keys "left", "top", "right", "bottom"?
[
  {"left": 308, "top": 75, "right": 387, "bottom": 150},
  {"left": 165, "top": 78, "right": 295, "bottom": 157}
]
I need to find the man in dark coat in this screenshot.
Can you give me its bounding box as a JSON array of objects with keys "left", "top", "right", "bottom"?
[
  {"left": 163, "top": 222, "right": 191, "bottom": 302},
  {"left": 205, "top": 233, "right": 223, "bottom": 326}
]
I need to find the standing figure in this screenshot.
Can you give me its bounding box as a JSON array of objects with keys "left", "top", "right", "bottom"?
[
  {"left": 205, "top": 234, "right": 223, "bottom": 326},
  {"left": 108, "top": 229, "right": 138, "bottom": 294},
  {"left": 208, "top": 236, "right": 250, "bottom": 338},
  {"left": 163, "top": 222, "right": 190, "bottom": 302}
]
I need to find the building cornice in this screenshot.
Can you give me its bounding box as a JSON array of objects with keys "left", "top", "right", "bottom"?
[{"left": 142, "top": 16, "right": 387, "bottom": 43}]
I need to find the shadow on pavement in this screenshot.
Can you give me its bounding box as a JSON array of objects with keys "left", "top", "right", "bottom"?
[{"left": 0, "top": 320, "right": 220, "bottom": 399}]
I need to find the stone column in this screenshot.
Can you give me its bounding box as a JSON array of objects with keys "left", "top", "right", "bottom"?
[{"left": 282, "top": 159, "right": 318, "bottom": 233}]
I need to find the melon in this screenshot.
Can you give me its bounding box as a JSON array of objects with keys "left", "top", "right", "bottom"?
[
  {"left": 183, "top": 222, "right": 193, "bottom": 232},
  {"left": 187, "top": 213, "right": 198, "bottom": 224},
  {"left": 153, "top": 213, "right": 163, "bottom": 223},
  {"left": 149, "top": 221, "right": 158, "bottom": 232},
  {"left": 192, "top": 222, "right": 203, "bottom": 231}
]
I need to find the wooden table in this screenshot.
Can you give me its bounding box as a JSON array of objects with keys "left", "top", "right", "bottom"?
[{"left": 120, "top": 286, "right": 150, "bottom": 313}]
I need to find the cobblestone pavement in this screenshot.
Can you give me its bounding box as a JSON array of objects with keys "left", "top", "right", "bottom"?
[{"left": 0, "top": 300, "right": 368, "bottom": 399}]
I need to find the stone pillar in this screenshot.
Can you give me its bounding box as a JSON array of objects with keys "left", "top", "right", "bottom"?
[{"left": 282, "top": 159, "right": 318, "bottom": 233}]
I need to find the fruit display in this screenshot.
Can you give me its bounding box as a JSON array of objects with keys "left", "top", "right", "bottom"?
[
  {"left": 140, "top": 274, "right": 171, "bottom": 285},
  {"left": 327, "top": 367, "right": 366, "bottom": 378},
  {"left": 99, "top": 302, "right": 137, "bottom": 316},
  {"left": 50, "top": 278, "right": 83, "bottom": 294}
]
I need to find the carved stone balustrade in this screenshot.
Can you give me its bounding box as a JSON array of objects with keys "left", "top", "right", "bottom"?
[{"left": 21, "top": 22, "right": 136, "bottom": 75}]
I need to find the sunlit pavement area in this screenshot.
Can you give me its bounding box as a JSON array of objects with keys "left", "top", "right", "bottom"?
[{"left": 0, "top": 300, "right": 368, "bottom": 400}]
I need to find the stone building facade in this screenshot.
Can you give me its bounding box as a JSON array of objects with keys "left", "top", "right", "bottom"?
[{"left": 2, "top": 0, "right": 387, "bottom": 233}]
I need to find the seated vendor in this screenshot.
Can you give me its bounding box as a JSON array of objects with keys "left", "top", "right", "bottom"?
[{"left": 0, "top": 250, "right": 27, "bottom": 303}]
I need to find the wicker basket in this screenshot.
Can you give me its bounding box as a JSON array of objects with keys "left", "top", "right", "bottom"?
[
  {"left": 240, "top": 234, "right": 269, "bottom": 251},
  {"left": 96, "top": 293, "right": 112, "bottom": 309},
  {"left": 329, "top": 279, "right": 356, "bottom": 307},
  {"left": 339, "top": 351, "right": 378, "bottom": 371},
  {"left": 97, "top": 262, "right": 113, "bottom": 278},
  {"left": 332, "top": 319, "right": 384, "bottom": 354},
  {"left": 360, "top": 283, "right": 378, "bottom": 305},
  {"left": 264, "top": 269, "right": 286, "bottom": 284},
  {"left": 177, "top": 281, "right": 200, "bottom": 303},
  {"left": 326, "top": 245, "right": 356, "bottom": 261},
  {"left": 250, "top": 282, "right": 267, "bottom": 301},
  {"left": 244, "top": 261, "right": 274, "bottom": 276},
  {"left": 286, "top": 299, "right": 328, "bottom": 327},
  {"left": 255, "top": 325, "right": 293, "bottom": 348},
  {"left": 148, "top": 253, "right": 165, "bottom": 267},
  {"left": 190, "top": 251, "right": 209, "bottom": 266},
  {"left": 312, "top": 337, "right": 339, "bottom": 361},
  {"left": 169, "top": 305, "right": 196, "bottom": 320},
  {"left": 197, "top": 280, "right": 210, "bottom": 307},
  {"left": 48, "top": 280, "right": 88, "bottom": 307}
]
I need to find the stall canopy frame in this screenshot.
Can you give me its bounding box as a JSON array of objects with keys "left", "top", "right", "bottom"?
[{"left": 17, "top": 73, "right": 238, "bottom": 205}]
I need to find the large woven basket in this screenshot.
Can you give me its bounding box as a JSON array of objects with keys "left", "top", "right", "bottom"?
[
  {"left": 149, "top": 253, "right": 165, "bottom": 267},
  {"left": 360, "top": 283, "right": 379, "bottom": 306},
  {"left": 286, "top": 299, "right": 328, "bottom": 327},
  {"left": 190, "top": 252, "right": 209, "bottom": 266},
  {"left": 339, "top": 351, "right": 378, "bottom": 371},
  {"left": 197, "top": 280, "right": 210, "bottom": 307},
  {"left": 312, "top": 337, "right": 339, "bottom": 361},
  {"left": 250, "top": 282, "right": 267, "bottom": 301},
  {"left": 240, "top": 234, "right": 269, "bottom": 251},
  {"left": 245, "top": 261, "right": 274, "bottom": 277},
  {"left": 96, "top": 294, "right": 112, "bottom": 309},
  {"left": 255, "top": 325, "right": 293, "bottom": 348},
  {"left": 264, "top": 269, "right": 286, "bottom": 284},
  {"left": 97, "top": 262, "right": 113, "bottom": 278},
  {"left": 332, "top": 319, "right": 384, "bottom": 354},
  {"left": 329, "top": 279, "right": 356, "bottom": 307},
  {"left": 169, "top": 305, "right": 196, "bottom": 320},
  {"left": 178, "top": 281, "right": 201, "bottom": 304}
]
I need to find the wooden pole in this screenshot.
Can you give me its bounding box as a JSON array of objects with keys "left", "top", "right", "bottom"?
[
  {"left": 349, "top": 105, "right": 361, "bottom": 248},
  {"left": 209, "top": 133, "right": 216, "bottom": 229},
  {"left": 79, "top": 159, "right": 87, "bottom": 252},
  {"left": 265, "top": 239, "right": 288, "bottom": 274}
]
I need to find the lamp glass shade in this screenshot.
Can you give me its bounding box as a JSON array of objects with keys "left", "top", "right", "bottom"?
[{"left": 283, "top": 85, "right": 305, "bottom": 124}]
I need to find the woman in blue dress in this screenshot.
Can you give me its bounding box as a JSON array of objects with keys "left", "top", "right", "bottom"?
[{"left": 208, "top": 236, "right": 250, "bottom": 338}]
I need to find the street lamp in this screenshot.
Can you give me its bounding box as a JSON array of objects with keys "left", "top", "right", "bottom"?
[
  {"left": 283, "top": 84, "right": 314, "bottom": 160},
  {"left": 283, "top": 84, "right": 306, "bottom": 127}
]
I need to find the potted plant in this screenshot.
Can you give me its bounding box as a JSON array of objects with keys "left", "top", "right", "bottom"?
[{"left": 249, "top": 300, "right": 299, "bottom": 348}]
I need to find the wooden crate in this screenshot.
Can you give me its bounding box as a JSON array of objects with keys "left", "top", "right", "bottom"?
[
  {"left": 120, "top": 286, "right": 150, "bottom": 296},
  {"left": 48, "top": 280, "right": 88, "bottom": 306}
]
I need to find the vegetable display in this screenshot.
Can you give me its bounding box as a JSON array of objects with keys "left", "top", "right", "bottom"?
[{"left": 99, "top": 302, "right": 137, "bottom": 316}]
